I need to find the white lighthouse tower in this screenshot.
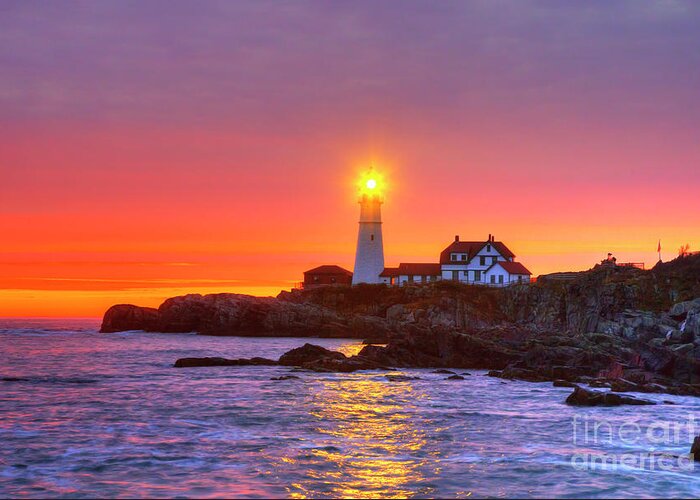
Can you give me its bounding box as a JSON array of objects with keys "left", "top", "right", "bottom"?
[{"left": 352, "top": 172, "right": 385, "bottom": 284}]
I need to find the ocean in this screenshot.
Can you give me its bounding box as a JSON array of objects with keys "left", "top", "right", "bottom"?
[{"left": 1, "top": 318, "right": 699, "bottom": 498}]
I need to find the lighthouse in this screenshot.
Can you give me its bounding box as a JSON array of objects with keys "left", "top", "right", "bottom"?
[{"left": 352, "top": 171, "right": 385, "bottom": 284}]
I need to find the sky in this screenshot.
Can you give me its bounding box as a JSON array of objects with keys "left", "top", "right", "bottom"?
[{"left": 1, "top": 0, "right": 699, "bottom": 317}]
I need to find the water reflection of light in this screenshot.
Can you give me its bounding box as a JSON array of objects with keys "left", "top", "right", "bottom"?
[{"left": 281, "top": 375, "right": 431, "bottom": 498}]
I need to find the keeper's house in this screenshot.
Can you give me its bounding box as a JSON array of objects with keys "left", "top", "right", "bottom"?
[{"left": 380, "top": 234, "right": 531, "bottom": 287}]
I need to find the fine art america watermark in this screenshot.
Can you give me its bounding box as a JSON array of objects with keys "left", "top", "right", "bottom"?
[{"left": 570, "top": 414, "right": 697, "bottom": 472}]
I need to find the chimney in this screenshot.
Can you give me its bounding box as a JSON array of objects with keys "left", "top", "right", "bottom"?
[
  {"left": 455, "top": 235, "right": 460, "bottom": 242},
  {"left": 488, "top": 233, "right": 491, "bottom": 242}
]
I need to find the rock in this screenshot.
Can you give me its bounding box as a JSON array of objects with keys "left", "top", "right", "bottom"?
[
  {"left": 669, "top": 299, "right": 700, "bottom": 319},
  {"left": 362, "top": 337, "right": 388, "bottom": 345},
  {"left": 491, "top": 367, "right": 549, "bottom": 382},
  {"left": 102, "top": 293, "right": 368, "bottom": 338},
  {"left": 446, "top": 374, "right": 465, "bottom": 380},
  {"left": 358, "top": 327, "right": 521, "bottom": 370},
  {"left": 666, "top": 329, "right": 693, "bottom": 344},
  {"left": 608, "top": 378, "right": 642, "bottom": 392},
  {"left": 278, "top": 343, "right": 346, "bottom": 366},
  {"left": 432, "top": 369, "right": 456, "bottom": 374},
  {"left": 553, "top": 379, "right": 577, "bottom": 388},
  {"left": 302, "top": 355, "right": 392, "bottom": 373},
  {"left": 683, "top": 311, "right": 700, "bottom": 338},
  {"left": 174, "top": 357, "right": 277, "bottom": 368},
  {"left": 385, "top": 374, "right": 420, "bottom": 381},
  {"left": 461, "top": 372, "right": 473, "bottom": 376},
  {"left": 565, "top": 386, "right": 656, "bottom": 406},
  {"left": 271, "top": 375, "right": 300, "bottom": 380},
  {"left": 648, "top": 338, "right": 666, "bottom": 348},
  {"left": 692, "top": 436, "right": 700, "bottom": 461},
  {"left": 100, "top": 304, "right": 160, "bottom": 333},
  {"left": 386, "top": 304, "right": 414, "bottom": 324},
  {"left": 671, "top": 343, "right": 694, "bottom": 355}
]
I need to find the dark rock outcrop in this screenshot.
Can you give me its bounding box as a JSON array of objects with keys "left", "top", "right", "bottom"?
[
  {"left": 271, "top": 375, "right": 300, "bottom": 380},
  {"left": 102, "top": 294, "right": 362, "bottom": 338},
  {"left": 278, "top": 343, "right": 346, "bottom": 366},
  {"left": 174, "top": 357, "right": 277, "bottom": 368},
  {"left": 565, "top": 386, "right": 655, "bottom": 406},
  {"left": 385, "top": 374, "right": 420, "bottom": 381},
  {"left": 101, "top": 304, "right": 160, "bottom": 333},
  {"left": 691, "top": 436, "right": 700, "bottom": 461}
]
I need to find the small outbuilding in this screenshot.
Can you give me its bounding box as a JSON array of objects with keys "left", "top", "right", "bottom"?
[
  {"left": 303, "top": 265, "right": 353, "bottom": 288},
  {"left": 380, "top": 263, "right": 442, "bottom": 286}
]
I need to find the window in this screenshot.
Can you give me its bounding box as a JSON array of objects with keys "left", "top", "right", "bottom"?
[
  {"left": 492, "top": 256, "right": 498, "bottom": 264},
  {"left": 408, "top": 275, "right": 414, "bottom": 282},
  {"left": 474, "top": 270, "right": 481, "bottom": 281},
  {"left": 452, "top": 270, "right": 458, "bottom": 281},
  {"left": 518, "top": 275, "right": 523, "bottom": 283},
  {"left": 370, "top": 234, "right": 374, "bottom": 241},
  {"left": 331, "top": 277, "right": 337, "bottom": 284},
  {"left": 480, "top": 256, "right": 486, "bottom": 266},
  {"left": 451, "top": 254, "right": 457, "bottom": 262},
  {"left": 498, "top": 275, "right": 504, "bottom": 284},
  {"left": 313, "top": 276, "right": 319, "bottom": 282},
  {"left": 490, "top": 275, "right": 495, "bottom": 284},
  {"left": 487, "top": 244, "right": 491, "bottom": 252},
  {"left": 461, "top": 254, "right": 466, "bottom": 261}
]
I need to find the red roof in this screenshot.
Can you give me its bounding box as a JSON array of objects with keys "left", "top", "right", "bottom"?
[
  {"left": 381, "top": 263, "right": 441, "bottom": 277},
  {"left": 439, "top": 239, "right": 515, "bottom": 264},
  {"left": 494, "top": 261, "right": 531, "bottom": 275},
  {"left": 379, "top": 267, "right": 399, "bottom": 277},
  {"left": 304, "top": 265, "right": 353, "bottom": 276}
]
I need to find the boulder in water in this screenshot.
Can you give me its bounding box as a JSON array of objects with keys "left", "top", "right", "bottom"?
[
  {"left": 565, "top": 386, "right": 656, "bottom": 406},
  {"left": 101, "top": 304, "right": 160, "bottom": 333},
  {"left": 278, "top": 343, "right": 346, "bottom": 366},
  {"left": 691, "top": 436, "right": 700, "bottom": 461},
  {"left": 174, "top": 357, "right": 277, "bottom": 368}
]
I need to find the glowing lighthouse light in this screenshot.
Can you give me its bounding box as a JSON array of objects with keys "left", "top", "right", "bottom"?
[{"left": 352, "top": 167, "right": 386, "bottom": 285}]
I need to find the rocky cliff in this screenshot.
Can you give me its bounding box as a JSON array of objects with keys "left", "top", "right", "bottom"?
[
  {"left": 101, "top": 254, "right": 700, "bottom": 392},
  {"left": 101, "top": 293, "right": 380, "bottom": 338}
]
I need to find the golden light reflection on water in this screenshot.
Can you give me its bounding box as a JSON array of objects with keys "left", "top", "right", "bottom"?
[{"left": 280, "top": 375, "right": 431, "bottom": 498}]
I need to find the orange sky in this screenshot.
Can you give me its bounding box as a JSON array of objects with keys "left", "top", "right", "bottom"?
[{"left": 1, "top": 2, "right": 699, "bottom": 317}]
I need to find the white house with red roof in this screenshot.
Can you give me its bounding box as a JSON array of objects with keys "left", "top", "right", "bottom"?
[{"left": 380, "top": 234, "right": 531, "bottom": 287}]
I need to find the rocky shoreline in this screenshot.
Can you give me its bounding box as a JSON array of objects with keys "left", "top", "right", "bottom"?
[{"left": 101, "top": 254, "right": 700, "bottom": 397}]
